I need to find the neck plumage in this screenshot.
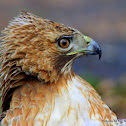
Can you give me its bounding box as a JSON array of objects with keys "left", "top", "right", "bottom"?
[{"left": 0, "top": 65, "right": 117, "bottom": 125}]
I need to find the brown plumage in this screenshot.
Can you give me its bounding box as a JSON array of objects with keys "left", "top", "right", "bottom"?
[{"left": 0, "top": 11, "right": 117, "bottom": 126}]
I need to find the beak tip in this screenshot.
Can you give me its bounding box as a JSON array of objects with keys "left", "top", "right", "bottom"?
[
  {"left": 99, "top": 54, "right": 101, "bottom": 59},
  {"left": 98, "top": 49, "right": 102, "bottom": 60}
]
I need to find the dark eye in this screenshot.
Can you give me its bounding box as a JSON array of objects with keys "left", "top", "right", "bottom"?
[{"left": 58, "top": 39, "right": 70, "bottom": 48}]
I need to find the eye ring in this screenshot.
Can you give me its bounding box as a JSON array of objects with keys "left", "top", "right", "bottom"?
[{"left": 58, "top": 39, "right": 70, "bottom": 48}]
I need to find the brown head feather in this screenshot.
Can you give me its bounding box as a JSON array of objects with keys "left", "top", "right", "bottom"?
[{"left": 0, "top": 11, "right": 78, "bottom": 111}]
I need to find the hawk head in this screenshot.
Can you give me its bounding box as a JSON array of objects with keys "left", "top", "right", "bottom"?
[{"left": 1, "top": 11, "right": 101, "bottom": 82}]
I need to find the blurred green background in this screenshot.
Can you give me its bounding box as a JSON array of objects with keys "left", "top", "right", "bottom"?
[{"left": 0, "top": 0, "right": 126, "bottom": 119}]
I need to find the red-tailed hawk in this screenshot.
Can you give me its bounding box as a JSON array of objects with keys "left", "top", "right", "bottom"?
[{"left": 0, "top": 11, "right": 118, "bottom": 126}]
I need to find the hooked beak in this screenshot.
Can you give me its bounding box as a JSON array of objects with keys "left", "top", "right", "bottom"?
[{"left": 67, "top": 35, "right": 102, "bottom": 59}]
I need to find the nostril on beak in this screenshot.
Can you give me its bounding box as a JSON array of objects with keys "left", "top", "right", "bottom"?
[{"left": 86, "top": 41, "right": 91, "bottom": 46}]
